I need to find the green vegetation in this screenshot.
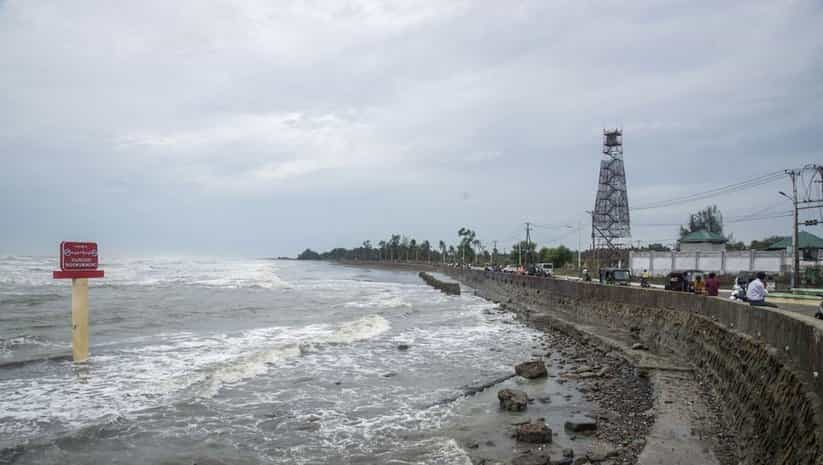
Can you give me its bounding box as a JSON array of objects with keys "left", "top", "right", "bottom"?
[
  {"left": 299, "top": 227, "right": 580, "bottom": 267},
  {"left": 680, "top": 205, "right": 724, "bottom": 238}
]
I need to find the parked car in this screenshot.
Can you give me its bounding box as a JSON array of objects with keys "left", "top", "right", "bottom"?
[
  {"left": 599, "top": 268, "right": 631, "bottom": 285},
  {"left": 664, "top": 270, "right": 704, "bottom": 292},
  {"left": 536, "top": 263, "right": 554, "bottom": 277},
  {"left": 527, "top": 263, "right": 553, "bottom": 277},
  {"left": 502, "top": 264, "right": 519, "bottom": 273}
]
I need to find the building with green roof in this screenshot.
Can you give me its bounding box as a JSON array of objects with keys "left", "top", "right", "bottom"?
[{"left": 766, "top": 231, "right": 823, "bottom": 261}]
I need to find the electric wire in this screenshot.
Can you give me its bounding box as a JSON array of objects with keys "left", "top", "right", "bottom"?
[{"left": 630, "top": 170, "right": 785, "bottom": 211}]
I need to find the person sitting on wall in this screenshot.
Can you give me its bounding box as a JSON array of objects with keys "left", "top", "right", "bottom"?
[
  {"left": 704, "top": 272, "right": 720, "bottom": 297},
  {"left": 746, "top": 272, "right": 778, "bottom": 308}
]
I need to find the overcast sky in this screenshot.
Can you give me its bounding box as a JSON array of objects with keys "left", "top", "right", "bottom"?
[{"left": 1, "top": 0, "right": 822, "bottom": 257}]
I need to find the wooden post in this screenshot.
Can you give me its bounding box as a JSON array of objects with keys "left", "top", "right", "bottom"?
[{"left": 71, "top": 278, "right": 90, "bottom": 362}]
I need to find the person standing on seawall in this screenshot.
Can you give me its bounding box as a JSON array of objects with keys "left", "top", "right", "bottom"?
[
  {"left": 704, "top": 272, "right": 720, "bottom": 297},
  {"left": 693, "top": 275, "right": 706, "bottom": 295},
  {"left": 747, "top": 272, "right": 777, "bottom": 308}
]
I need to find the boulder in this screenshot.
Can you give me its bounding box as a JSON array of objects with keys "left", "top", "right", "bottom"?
[
  {"left": 564, "top": 419, "right": 598, "bottom": 433},
  {"left": 397, "top": 344, "right": 410, "bottom": 351},
  {"left": 515, "top": 420, "right": 552, "bottom": 443},
  {"left": 631, "top": 343, "right": 648, "bottom": 351},
  {"left": 497, "top": 388, "right": 528, "bottom": 411},
  {"left": 515, "top": 360, "right": 548, "bottom": 379}
]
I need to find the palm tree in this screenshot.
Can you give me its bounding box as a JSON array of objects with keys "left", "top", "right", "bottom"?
[
  {"left": 421, "top": 240, "right": 431, "bottom": 262},
  {"left": 457, "top": 227, "right": 476, "bottom": 264},
  {"left": 409, "top": 238, "right": 417, "bottom": 262},
  {"left": 472, "top": 239, "right": 481, "bottom": 264},
  {"left": 390, "top": 235, "right": 401, "bottom": 261},
  {"left": 439, "top": 240, "right": 446, "bottom": 264},
  {"left": 378, "top": 240, "right": 387, "bottom": 261}
]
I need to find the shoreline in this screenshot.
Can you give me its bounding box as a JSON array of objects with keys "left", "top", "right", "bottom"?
[
  {"left": 464, "top": 290, "right": 657, "bottom": 465},
  {"left": 338, "top": 260, "right": 666, "bottom": 464},
  {"left": 450, "top": 270, "right": 745, "bottom": 465}
]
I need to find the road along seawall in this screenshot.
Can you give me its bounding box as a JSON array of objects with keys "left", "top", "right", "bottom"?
[{"left": 447, "top": 269, "right": 823, "bottom": 465}]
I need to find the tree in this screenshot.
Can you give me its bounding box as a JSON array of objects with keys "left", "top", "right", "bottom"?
[
  {"left": 457, "top": 227, "right": 477, "bottom": 264},
  {"left": 439, "top": 240, "right": 447, "bottom": 264},
  {"left": 420, "top": 240, "right": 431, "bottom": 262},
  {"left": 389, "top": 234, "right": 401, "bottom": 261},
  {"left": 750, "top": 235, "right": 785, "bottom": 250},
  {"left": 538, "top": 245, "right": 574, "bottom": 268},
  {"left": 680, "top": 205, "right": 723, "bottom": 238},
  {"left": 297, "top": 249, "right": 321, "bottom": 260},
  {"left": 511, "top": 240, "right": 537, "bottom": 265}
]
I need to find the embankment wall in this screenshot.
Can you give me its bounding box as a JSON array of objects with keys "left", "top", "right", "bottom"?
[{"left": 449, "top": 269, "right": 823, "bottom": 465}]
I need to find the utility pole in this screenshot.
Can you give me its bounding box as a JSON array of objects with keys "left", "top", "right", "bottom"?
[
  {"left": 524, "top": 222, "right": 532, "bottom": 266},
  {"left": 577, "top": 220, "right": 582, "bottom": 270},
  {"left": 492, "top": 240, "right": 498, "bottom": 265},
  {"left": 791, "top": 170, "right": 800, "bottom": 289}
]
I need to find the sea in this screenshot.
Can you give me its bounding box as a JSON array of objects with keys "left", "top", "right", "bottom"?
[{"left": 0, "top": 257, "right": 584, "bottom": 465}]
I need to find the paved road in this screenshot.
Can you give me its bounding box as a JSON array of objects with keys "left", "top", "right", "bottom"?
[{"left": 552, "top": 273, "right": 822, "bottom": 318}]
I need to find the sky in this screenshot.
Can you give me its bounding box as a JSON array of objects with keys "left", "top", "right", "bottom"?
[{"left": 1, "top": 0, "right": 822, "bottom": 257}]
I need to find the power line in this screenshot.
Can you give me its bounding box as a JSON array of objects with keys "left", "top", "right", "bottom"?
[
  {"left": 633, "top": 211, "right": 792, "bottom": 228},
  {"left": 631, "top": 170, "right": 785, "bottom": 211}
]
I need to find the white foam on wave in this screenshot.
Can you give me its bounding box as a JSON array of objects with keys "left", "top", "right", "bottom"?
[
  {"left": 0, "top": 314, "right": 391, "bottom": 445},
  {"left": 342, "top": 295, "right": 410, "bottom": 310},
  {"left": 325, "top": 314, "right": 391, "bottom": 344}
]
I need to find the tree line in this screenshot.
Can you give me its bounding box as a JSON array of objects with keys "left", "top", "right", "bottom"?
[{"left": 297, "top": 228, "right": 578, "bottom": 269}]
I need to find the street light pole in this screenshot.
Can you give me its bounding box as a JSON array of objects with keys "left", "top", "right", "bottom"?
[{"left": 780, "top": 176, "right": 801, "bottom": 288}]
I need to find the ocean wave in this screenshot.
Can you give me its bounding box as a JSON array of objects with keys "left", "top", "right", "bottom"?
[{"left": 0, "top": 335, "right": 63, "bottom": 355}]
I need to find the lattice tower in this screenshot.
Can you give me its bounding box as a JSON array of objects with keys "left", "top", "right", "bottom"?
[{"left": 593, "top": 129, "right": 631, "bottom": 252}]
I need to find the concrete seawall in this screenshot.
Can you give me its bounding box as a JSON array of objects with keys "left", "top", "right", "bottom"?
[
  {"left": 419, "top": 271, "right": 460, "bottom": 295},
  {"left": 449, "top": 269, "right": 823, "bottom": 465}
]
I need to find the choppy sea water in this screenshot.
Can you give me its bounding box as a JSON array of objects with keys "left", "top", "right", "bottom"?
[{"left": 0, "top": 258, "right": 584, "bottom": 464}]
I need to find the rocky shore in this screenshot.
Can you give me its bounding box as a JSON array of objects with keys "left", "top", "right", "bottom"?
[{"left": 467, "top": 302, "right": 654, "bottom": 465}]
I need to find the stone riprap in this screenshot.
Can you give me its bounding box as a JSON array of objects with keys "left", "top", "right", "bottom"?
[{"left": 448, "top": 269, "right": 823, "bottom": 465}]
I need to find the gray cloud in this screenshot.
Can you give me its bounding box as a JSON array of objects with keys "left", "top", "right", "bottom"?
[{"left": 1, "top": 0, "right": 822, "bottom": 256}]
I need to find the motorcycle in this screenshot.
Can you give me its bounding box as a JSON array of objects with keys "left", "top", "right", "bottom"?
[
  {"left": 640, "top": 277, "right": 650, "bottom": 288},
  {"left": 730, "top": 283, "right": 747, "bottom": 302}
]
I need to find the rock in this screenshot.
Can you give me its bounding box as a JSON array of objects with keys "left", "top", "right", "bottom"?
[
  {"left": 397, "top": 344, "right": 410, "bottom": 351},
  {"left": 585, "top": 448, "right": 620, "bottom": 462},
  {"left": 563, "top": 448, "right": 575, "bottom": 458},
  {"left": 498, "top": 388, "right": 529, "bottom": 411},
  {"left": 467, "top": 441, "right": 479, "bottom": 449},
  {"left": 537, "top": 396, "right": 552, "bottom": 404},
  {"left": 564, "top": 419, "right": 598, "bottom": 433},
  {"left": 516, "top": 421, "right": 553, "bottom": 443},
  {"left": 515, "top": 360, "right": 548, "bottom": 379},
  {"left": 631, "top": 343, "right": 648, "bottom": 351},
  {"left": 511, "top": 452, "right": 552, "bottom": 465},
  {"left": 382, "top": 372, "right": 397, "bottom": 378}
]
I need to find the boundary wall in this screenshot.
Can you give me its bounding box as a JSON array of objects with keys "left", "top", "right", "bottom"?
[{"left": 629, "top": 249, "right": 786, "bottom": 277}]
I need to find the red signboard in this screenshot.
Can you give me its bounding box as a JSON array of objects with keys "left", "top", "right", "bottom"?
[{"left": 59, "top": 241, "right": 99, "bottom": 271}]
